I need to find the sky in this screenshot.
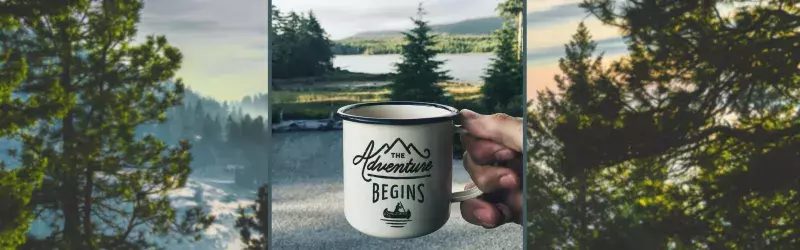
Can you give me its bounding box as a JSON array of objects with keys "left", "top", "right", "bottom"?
[
  {"left": 136, "top": 0, "right": 268, "bottom": 101},
  {"left": 526, "top": 0, "right": 627, "bottom": 100},
  {"left": 524, "top": 0, "right": 742, "bottom": 100},
  {"left": 273, "top": 0, "right": 503, "bottom": 40}
]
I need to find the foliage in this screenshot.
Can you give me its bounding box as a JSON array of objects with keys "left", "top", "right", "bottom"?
[
  {"left": 331, "top": 35, "right": 495, "bottom": 55},
  {"left": 0, "top": 3, "right": 71, "bottom": 248},
  {"left": 235, "top": 184, "right": 270, "bottom": 250},
  {"left": 271, "top": 6, "right": 335, "bottom": 79},
  {"left": 225, "top": 114, "right": 269, "bottom": 188},
  {"left": 526, "top": 0, "right": 800, "bottom": 248},
  {"left": 346, "top": 16, "right": 504, "bottom": 39},
  {"left": 481, "top": 0, "right": 523, "bottom": 117},
  {"left": 0, "top": 1, "right": 220, "bottom": 248},
  {"left": 389, "top": 4, "right": 451, "bottom": 103},
  {"left": 150, "top": 91, "right": 269, "bottom": 188}
]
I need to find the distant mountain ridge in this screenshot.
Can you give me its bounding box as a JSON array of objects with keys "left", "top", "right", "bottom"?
[{"left": 344, "top": 16, "right": 502, "bottom": 40}]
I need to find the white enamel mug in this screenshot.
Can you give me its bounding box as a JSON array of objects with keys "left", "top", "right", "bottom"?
[{"left": 337, "top": 101, "right": 483, "bottom": 239}]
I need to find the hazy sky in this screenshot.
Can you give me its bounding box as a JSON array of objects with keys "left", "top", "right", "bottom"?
[
  {"left": 137, "top": 0, "right": 268, "bottom": 101},
  {"left": 526, "top": 0, "right": 626, "bottom": 100},
  {"left": 273, "top": 0, "right": 503, "bottom": 40}
]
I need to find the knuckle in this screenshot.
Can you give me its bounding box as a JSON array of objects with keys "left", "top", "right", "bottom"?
[
  {"left": 490, "top": 113, "right": 513, "bottom": 122},
  {"left": 475, "top": 174, "right": 493, "bottom": 188}
]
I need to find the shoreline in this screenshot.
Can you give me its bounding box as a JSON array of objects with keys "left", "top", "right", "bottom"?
[{"left": 333, "top": 52, "right": 494, "bottom": 56}]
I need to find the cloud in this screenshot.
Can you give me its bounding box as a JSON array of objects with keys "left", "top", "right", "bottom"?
[
  {"left": 273, "top": 0, "right": 502, "bottom": 39},
  {"left": 527, "top": 2, "right": 590, "bottom": 28},
  {"left": 527, "top": 0, "right": 582, "bottom": 12},
  {"left": 137, "top": 0, "right": 268, "bottom": 101},
  {"left": 527, "top": 53, "right": 627, "bottom": 100},
  {"left": 527, "top": 17, "right": 622, "bottom": 52},
  {"left": 528, "top": 36, "right": 627, "bottom": 66}
]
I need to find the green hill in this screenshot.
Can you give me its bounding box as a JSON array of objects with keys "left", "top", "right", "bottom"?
[
  {"left": 345, "top": 16, "right": 503, "bottom": 39},
  {"left": 333, "top": 16, "right": 502, "bottom": 55}
]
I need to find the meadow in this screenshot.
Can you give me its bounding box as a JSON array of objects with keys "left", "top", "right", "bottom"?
[{"left": 272, "top": 82, "right": 484, "bottom": 121}]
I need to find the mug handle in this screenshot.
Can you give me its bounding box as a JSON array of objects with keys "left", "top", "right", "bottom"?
[{"left": 450, "top": 125, "right": 484, "bottom": 203}]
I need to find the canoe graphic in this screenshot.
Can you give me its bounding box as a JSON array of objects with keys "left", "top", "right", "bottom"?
[{"left": 383, "top": 201, "right": 411, "bottom": 219}]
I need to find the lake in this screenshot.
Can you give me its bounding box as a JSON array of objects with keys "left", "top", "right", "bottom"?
[{"left": 333, "top": 53, "right": 494, "bottom": 84}]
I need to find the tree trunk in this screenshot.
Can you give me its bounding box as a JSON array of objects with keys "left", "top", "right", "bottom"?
[
  {"left": 61, "top": 93, "right": 82, "bottom": 249},
  {"left": 57, "top": 20, "right": 84, "bottom": 249},
  {"left": 58, "top": 35, "right": 81, "bottom": 249},
  {"left": 83, "top": 167, "right": 94, "bottom": 246},
  {"left": 517, "top": 11, "right": 523, "bottom": 61},
  {"left": 577, "top": 171, "right": 588, "bottom": 250}
]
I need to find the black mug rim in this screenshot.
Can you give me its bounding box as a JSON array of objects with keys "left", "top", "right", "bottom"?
[{"left": 336, "top": 101, "right": 459, "bottom": 125}]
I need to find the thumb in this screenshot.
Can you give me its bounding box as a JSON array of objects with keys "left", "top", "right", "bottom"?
[{"left": 459, "top": 109, "right": 523, "bottom": 152}]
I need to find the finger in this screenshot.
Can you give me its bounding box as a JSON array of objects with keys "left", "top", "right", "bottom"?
[
  {"left": 495, "top": 203, "right": 514, "bottom": 225},
  {"left": 506, "top": 156, "right": 524, "bottom": 176},
  {"left": 459, "top": 109, "right": 523, "bottom": 152},
  {"left": 460, "top": 134, "right": 518, "bottom": 164},
  {"left": 464, "top": 182, "right": 475, "bottom": 190},
  {"left": 504, "top": 189, "right": 524, "bottom": 224},
  {"left": 460, "top": 198, "right": 505, "bottom": 228},
  {"left": 463, "top": 152, "right": 519, "bottom": 192}
]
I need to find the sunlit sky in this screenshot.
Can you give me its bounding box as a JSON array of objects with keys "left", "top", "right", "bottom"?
[
  {"left": 137, "top": 0, "right": 268, "bottom": 101},
  {"left": 273, "top": 0, "right": 503, "bottom": 40},
  {"left": 526, "top": 0, "right": 627, "bottom": 100},
  {"left": 526, "top": 0, "right": 741, "bottom": 100}
]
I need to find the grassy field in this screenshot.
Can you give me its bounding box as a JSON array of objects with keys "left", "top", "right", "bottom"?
[
  {"left": 272, "top": 82, "right": 484, "bottom": 121},
  {"left": 272, "top": 70, "right": 393, "bottom": 88}
]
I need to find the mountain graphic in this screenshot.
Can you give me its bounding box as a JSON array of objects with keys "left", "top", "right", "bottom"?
[{"left": 366, "top": 138, "right": 430, "bottom": 159}]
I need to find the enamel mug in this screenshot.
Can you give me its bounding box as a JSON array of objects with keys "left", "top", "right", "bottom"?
[{"left": 336, "top": 101, "right": 483, "bottom": 239}]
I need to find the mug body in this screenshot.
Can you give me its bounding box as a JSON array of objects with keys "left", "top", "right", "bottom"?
[{"left": 339, "top": 102, "right": 457, "bottom": 239}]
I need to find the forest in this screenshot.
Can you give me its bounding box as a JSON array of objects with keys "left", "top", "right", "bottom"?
[
  {"left": 270, "top": 8, "right": 334, "bottom": 79},
  {"left": 0, "top": 1, "right": 269, "bottom": 249},
  {"left": 330, "top": 35, "right": 495, "bottom": 55},
  {"left": 525, "top": 0, "right": 800, "bottom": 249},
  {"left": 270, "top": 0, "right": 522, "bottom": 116}
]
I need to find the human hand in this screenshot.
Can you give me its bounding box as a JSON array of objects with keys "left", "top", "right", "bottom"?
[{"left": 458, "top": 109, "right": 523, "bottom": 228}]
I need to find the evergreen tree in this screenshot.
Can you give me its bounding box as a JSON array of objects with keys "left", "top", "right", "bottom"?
[
  {"left": 496, "top": 0, "right": 523, "bottom": 59},
  {"left": 481, "top": 0, "right": 523, "bottom": 117},
  {"left": 1, "top": 6, "right": 70, "bottom": 247},
  {"left": 527, "top": 22, "right": 632, "bottom": 249},
  {"left": 235, "top": 184, "right": 269, "bottom": 250},
  {"left": 527, "top": 0, "right": 800, "bottom": 248},
  {"left": 270, "top": 5, "right": 336, "bottom": 79},
  {"left": 2, "top": 1, "right": 214, "bottom": 248},
  {"left": 390, "top": 4, "right": 451, "bottom": 102},
  {"left": 304, "top": 11, "right": 334, "bottom": 76}
]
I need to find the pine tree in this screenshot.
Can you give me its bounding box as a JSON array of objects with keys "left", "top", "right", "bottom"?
[
  {"left": 2, "top": 1, "right": 214, "bottom": 248},
  {"left": 1, "top": 3, "right": 67, "bottom": 248},
  {"left": 390, "top": 4, "right": 451, "bottom": 102},
  {"left": 526, "top": 22, "right": 639, "bottom": 249},
  {"left": 527, "top": 0, "right": 800, "bottom": 248},
  {"left": 481, "top": 0, "right": 523, "bottom": 116},
  {"left": 496, "top": 0, "right": 523, "bottom": 59},
  {"left": 0, "top": 9, "right": 53, "bottom": 248},
  {"left": 235, "top": 184, "right": 269, "bottom": 250},
  {"left": 304, "top": 11, "right": 334, "bottom": 76}
]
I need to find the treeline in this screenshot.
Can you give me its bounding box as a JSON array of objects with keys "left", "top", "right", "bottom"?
[
  {"left": 271, "top": 6, "right": 334, "bottom": 79},
  {"left": 354, "top": 0, "right": 522, "bottom": 116},
  {"left": 140, "top": 90, "right": 269, "bottom": 187},
  {"left": 331, "top": 35, "right": 495, "bottom": 55},
  {"left": 0, "top": 1, "right": 269, "bottom": 248},
  {"left": 525, "top": 0, "right": 800, "bottom": 248},
  {"left": 387, "top": 1, "right": 522, "bottom": 156}
]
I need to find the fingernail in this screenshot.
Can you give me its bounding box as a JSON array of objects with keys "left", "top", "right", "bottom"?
[
  {"left": 473, "top": 209, "right": 495, "bottom": 227},
  {"left": 461, "top": 109, "right": 479, "bottom": 119},
  {"left": 500, "top": 175, "right": 517, "bottom": 188},
  {"left": 496, "top": 204, "right": 512, "bottom": 224}
]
